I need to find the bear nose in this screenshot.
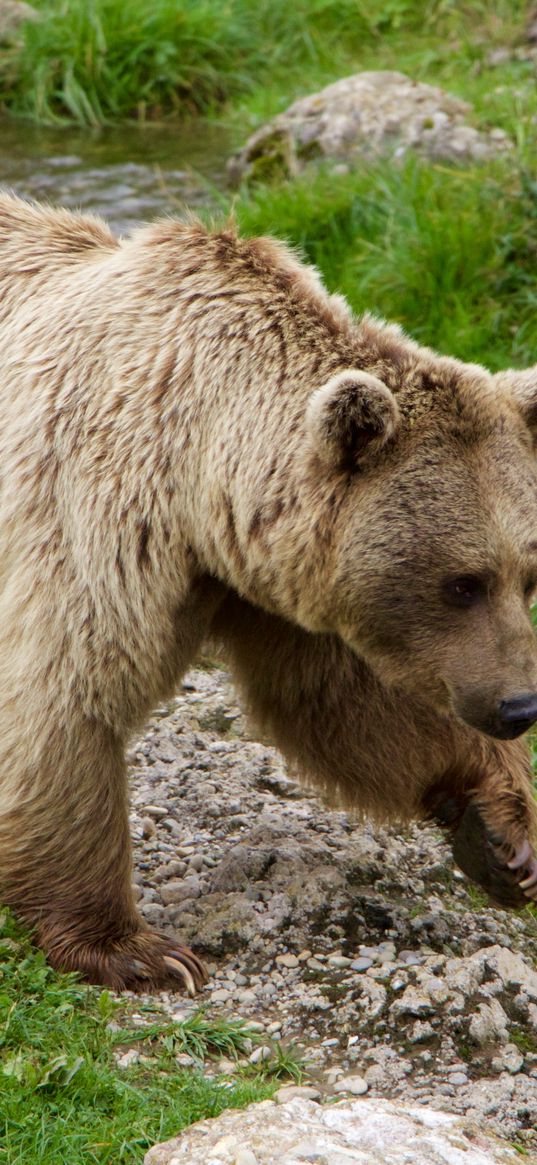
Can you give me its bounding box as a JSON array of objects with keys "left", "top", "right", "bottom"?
[{"left": 497, "top": 693, "right": 537, "bottom": 738}]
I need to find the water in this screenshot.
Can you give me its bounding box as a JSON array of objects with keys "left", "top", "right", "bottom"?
[{"left": 0, "top": 117, "right": 235, "bottom": 232}]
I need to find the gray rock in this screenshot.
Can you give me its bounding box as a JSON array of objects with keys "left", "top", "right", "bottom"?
[
  {"left": 228, "top": 71, "right": 511, "bottom": 185},
  {"left": 0, "top": 0, "right": 38, "bottom": 44},
  {"left": 351, "top": 957, "right": 374, "bottom": 972},
  {"left": 469, "top": 1000, "right": 510, "bottom": 1047},
  {"left": 491, "top": 1045, "right": 524, "bottom": 1075},
  {"left": 390, "top": 986, "right": 435, "bottom": 1019},
  {"left": 333, "top": 1074, "right": 368, "bottom": 1095},
  {"left": 160, "top": 876, "right": 201, "bottom": 905}
]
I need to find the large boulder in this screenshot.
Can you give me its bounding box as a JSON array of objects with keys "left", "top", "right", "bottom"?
[
  {"left": 228, "top": 71, "right": 511, "bottom": 184},
  {"left": 0, "top": 0, "right": 39, "bottom": 44},
  {"left": 144, "top": 1096, "right": 518, "bottom": 1164}
]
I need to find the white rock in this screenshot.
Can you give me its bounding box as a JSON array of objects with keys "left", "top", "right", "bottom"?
[
  {"left": 234, "top": 1150, "right": 258, "bottom": 1165},
  {"left": 249, "top": 1045, "right": 272, "bottom": 1064},
  {"left": 276, "top": 954, "right": 299, "bottom": 969},
  {"left": 143, "top": 1097, "right": 519, "bottom": 1164}
]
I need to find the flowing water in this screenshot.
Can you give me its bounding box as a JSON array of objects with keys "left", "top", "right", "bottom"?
[{"left": 0, "top": 117, "right": 234, "bottom": 231}]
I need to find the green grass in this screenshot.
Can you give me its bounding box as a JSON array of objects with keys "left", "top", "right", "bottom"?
[
  {"left": 0, "top": 912, "right": 295, "bottom": 1165},
  {"left": 0, "top": 0, "right": 437, "bottom": 126},
  {"left": 231, "top": 155, "right": 537, "bottom": 370},
  {"left": 0, "top": 0, "right": 532, "bottom": 128}
]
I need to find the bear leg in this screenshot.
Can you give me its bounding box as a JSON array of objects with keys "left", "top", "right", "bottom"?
[
  {"left": 212, "top": 593, "right": 537, "bottom": 908},
  {"left": 0, "top": 717, "right": 207, "bottom": 993}
]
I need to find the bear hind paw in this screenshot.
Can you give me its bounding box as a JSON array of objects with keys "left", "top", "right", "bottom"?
[{"left": 43, "top": 925, "right": 208, "bottom": 993}]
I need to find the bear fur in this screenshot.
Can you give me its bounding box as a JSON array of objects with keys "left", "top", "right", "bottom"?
[{"left": 1, "top": 193, "right": 537, "bottom": 992}]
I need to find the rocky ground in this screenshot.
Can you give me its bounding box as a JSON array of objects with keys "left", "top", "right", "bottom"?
[{"left": 127, "top": 662, "right": 537, "bottom": 1153}]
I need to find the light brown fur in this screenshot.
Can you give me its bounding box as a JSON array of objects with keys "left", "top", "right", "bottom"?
[{"left": 1, "top": 193, "right": 537, "bottom": 990}]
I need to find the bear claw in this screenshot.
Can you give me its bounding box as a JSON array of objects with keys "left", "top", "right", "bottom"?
[
  {"left": 163, "top": 951, "right": 207, "bottom": 996},
  {"left": 43, "top": 926, "right": 208, "bottom": 993},
  {"left": 506, "top": 839, "right": 532, "bottom": 871}
]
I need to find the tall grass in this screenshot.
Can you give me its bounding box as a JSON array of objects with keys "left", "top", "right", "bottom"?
[
  {"left": 234, "top": 156, "right": 537, "bottom": 370},
  {"left": 0, "top": 0, "right": 530, "bottom": 127},
  {"left": 0, "top": 0, "right": 413, "bottom": 125}
]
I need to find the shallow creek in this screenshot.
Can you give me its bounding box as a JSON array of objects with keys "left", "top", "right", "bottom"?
[{"left": 0, "top": 116, "right": 233, "bottom": 229}]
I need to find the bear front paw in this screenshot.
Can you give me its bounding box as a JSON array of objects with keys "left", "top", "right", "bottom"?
[
  {"left": 43, "top": 926, "right": 208, "bottom": 994},
  {"left": 451, "top": 803, "right": 537, "bottom": 909}
]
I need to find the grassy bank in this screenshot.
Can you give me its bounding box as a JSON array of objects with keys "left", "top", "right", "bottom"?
[
  {"left": 0, "top": 0, "right": 532, "bottom": 128},
  {"left": 0, "top": 912, "right": 292, "bottom": 1165},
  {"left": 233, "top": 154, "right": 537, "bottom": 371}
]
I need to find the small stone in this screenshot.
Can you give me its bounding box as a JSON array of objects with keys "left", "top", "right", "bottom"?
[
  {"left": 274, "top": 1085, "right": 322, "bottom": 1104},
  {"left": 351, "top": 957, "right": 373, "bottom": 972},
  {"left": 211, "top": 987, "right": 232, "bottom": 1003},
  {"left": 334, "top": 1074, "right": 368, "bottom": 1095},
  {"left": 141, "top": 816, "right": 157, "bottom": 839},
  {"left": 249, "top": 1045, "right": 272, "bottom": 1064},
  {"left": 160, "top": 876, "right": 201, "bottom": 905},
  {"left": 115, "top": 1049, "right": 140, "bottom": 1069},
  {"left": 234, "top": 1151, "right": 258, "bottom": 1165},
  {"left": 143, "top": 805, "right": 168, "bottom": 819},
  {"left": 390, "top": 986, "right": 435, "bottom": 1019},
  {"left": 327, "top": 955, "right": 353, "bottom": 968},
  {"left": 275, "top": 953, "right": 299, "bottom": 969},
  {"left": 469, "top": 999, "right": 509, "bottom": 1047},
  {"left": 400, "top": 952, "right": 425, "bottom": 967},
  {"left": 409, "top": 1021, "right": 435, "bottom": 1044},
  {"left": 447, "top": 1072, "right": 468, "bottom": 1086},
  {"left": 491, "top": 1043, "right": 524, "bottom": 1075}
]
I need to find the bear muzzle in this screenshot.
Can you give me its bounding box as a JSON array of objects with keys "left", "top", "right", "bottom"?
[{"left": 494, "top": 692, "right": 537, "bottom": 739}]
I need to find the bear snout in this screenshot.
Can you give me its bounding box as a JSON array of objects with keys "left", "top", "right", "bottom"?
[
  {"left": 494, "top": 692, "right": 537, "bottom": 739},
  {"left": 459, "top": 691, "right": 537, "bottom": 739}
]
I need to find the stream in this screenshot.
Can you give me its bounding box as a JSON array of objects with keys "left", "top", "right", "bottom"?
[{"left": 0, "top": 116, "right": 234, "bottom": 230}]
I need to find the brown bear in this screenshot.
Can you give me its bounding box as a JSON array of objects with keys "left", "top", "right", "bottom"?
[{"left": 0, "top": 192, "right": 537, "bottom": 995}]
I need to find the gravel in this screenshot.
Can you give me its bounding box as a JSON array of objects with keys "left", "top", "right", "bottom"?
[{"left": 127, "top": 663, "right": 537, "bottom": 1152}]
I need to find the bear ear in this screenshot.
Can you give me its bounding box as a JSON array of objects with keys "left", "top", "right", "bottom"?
[
  {"left": 494, "top": 366, "right": 537, "bottom": 440},
  {"left": 306, "top": 368, "right": 400, "bottom": 470}
]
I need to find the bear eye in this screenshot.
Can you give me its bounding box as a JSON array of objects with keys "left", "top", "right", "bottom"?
[{"left": 442, "top": 575, "right": 487, "bottom": 609}]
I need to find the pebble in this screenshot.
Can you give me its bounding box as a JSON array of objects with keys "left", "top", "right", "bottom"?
[
  {"left": 128, "top": 665, "right": 537, "bottom": 1149},
  {"left": 160, "top": 876, "right": 201, "bottom": 904},
  {"left": 447, "top": 1072, "right": 469, "bottom": 1086},
  {"left": 141, "top": 816, "right": 157, "bottom": 839},
  {"left": 276, "top": 954, "right": 299, "bottom": 969},
  {"left": 143, "top": 805, "right": 168, "bottom": 819},
  {"left": 491, "top": 1045, "right": 524, "bottom": 1075},
  {"left": 274, "top": 1085, "right": 322, "bottom": 1104},
  {"left": 334, "top": 1075, "right": 369, "bottom": 1095},
  {"left": 211, "top": 989, "right": 231, "bottom": 1004},
  {"left": 351, "top": 957, "right": 374, "bottom": 972},
  {"left": 234, "top": 1151, "right": 258, "bottom": 1165},
  {"left": 249, "top": 1046, "right": 272, "bottom": 1064}
]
